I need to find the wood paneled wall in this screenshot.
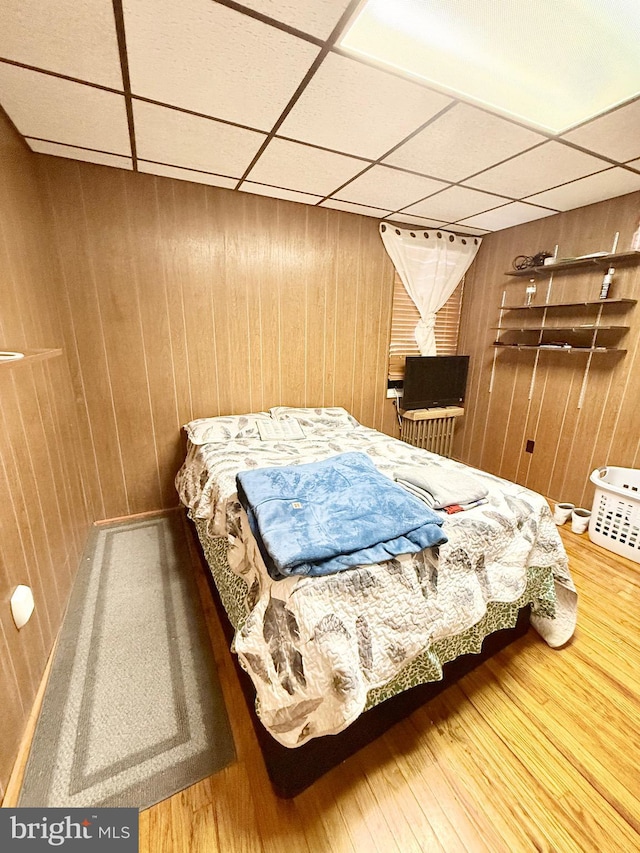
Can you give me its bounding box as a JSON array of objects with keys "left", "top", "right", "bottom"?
[
  {"left": 4, "top": 121, "right": 639, "bottom": 798},
  {"left": 0, "top": 112, "right": 91, "bottom": 797},
  {"left": 38, "top": 157, "right": 397, "bottom": 520},
  {"left": 455, "top": 190, "right": 640, "bottom": 508}
]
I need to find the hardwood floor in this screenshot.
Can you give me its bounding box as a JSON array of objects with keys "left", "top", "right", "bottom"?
[
  {"left": 138, "top": 525, "right": 640, "bottom": 853},
  {"left": 5, "top": 523, "right": 639, "bottom": 851}
]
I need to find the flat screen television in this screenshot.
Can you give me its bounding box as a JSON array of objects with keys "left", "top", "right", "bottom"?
[{"left": 402, "top": 355, "right": 470, "bottom": 410}]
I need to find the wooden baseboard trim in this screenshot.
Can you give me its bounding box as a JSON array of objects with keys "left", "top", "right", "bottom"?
[
  {"left": 2, "top": 638, "right": 57, "bottom": 807},
  {"left": 93, "top": 506, "right": 182, "bottom": 527}
]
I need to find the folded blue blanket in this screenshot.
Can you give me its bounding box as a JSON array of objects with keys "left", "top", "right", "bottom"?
[{"left": 236, "top": 452, "right": 447, "bottom": 579}]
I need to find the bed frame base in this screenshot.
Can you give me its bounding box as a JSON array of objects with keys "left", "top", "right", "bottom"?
[{"left": 195, "top": 531, "right": 530, "bottom": 797}]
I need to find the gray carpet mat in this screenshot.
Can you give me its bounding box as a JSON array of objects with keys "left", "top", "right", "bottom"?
[{"left": 18, "top": 512, "right": 235, "bottom": 810}]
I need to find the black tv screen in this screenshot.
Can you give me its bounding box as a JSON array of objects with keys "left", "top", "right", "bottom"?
[{"left": 402, "top": 355, "right": 470, "bottom": 410}]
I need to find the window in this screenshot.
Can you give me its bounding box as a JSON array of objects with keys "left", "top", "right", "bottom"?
[{"left": 389, "top": 272, "right": 464, "bottom": 380}]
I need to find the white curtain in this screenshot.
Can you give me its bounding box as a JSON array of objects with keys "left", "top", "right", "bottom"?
[{"left": 380, "top": 223, "right": 482, "bottom": 355}]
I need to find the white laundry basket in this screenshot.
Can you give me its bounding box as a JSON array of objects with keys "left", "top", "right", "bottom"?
[{"left": 589, "top": 467, "right": 640, "bottom": 563}]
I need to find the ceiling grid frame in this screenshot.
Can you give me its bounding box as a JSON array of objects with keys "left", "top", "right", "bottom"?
[{"left": 0, "top": 0, "right": 637, "bottom": 232}]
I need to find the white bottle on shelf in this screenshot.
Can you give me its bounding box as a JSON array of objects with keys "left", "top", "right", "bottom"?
[
  {"left": 631, "top": 220, "right": 640, "bottom": 251},
  {"left": 600, "top": 267, "right": 614, "bottom": 299}
]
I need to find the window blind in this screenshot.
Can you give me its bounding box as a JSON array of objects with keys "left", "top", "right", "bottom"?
[{"left": 389, "top": 272, "right": 464, "bottom": 380}]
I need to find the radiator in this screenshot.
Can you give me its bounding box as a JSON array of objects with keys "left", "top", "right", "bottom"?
[{"left": 399, "top": 407, "right": 464, "bottom": 458}]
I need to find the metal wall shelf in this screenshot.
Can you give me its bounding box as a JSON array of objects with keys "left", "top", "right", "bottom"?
[
  {"left": 506, "top": 250, "right": 640, "bottom": 277},
  {"left": 492, "top": 344, "right": 626, "bottom": 353},
  {"left": 492, "top": 325, "right": 630, "bottom": 332},
  {"left": 491, "top": 237, "right": 640, "bottom": 409},
  {"left": 502, "top": 298, "right": 637, "bottom": 310},
  {"left": 0, "top": 348, "right": 62, "bottom": 370}
]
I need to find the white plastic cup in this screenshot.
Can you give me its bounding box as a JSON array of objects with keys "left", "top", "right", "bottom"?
[
  {"left": 571, "top": 508, "right": 591, "bottom": 534},
  {"left": 554, "top": 502, "right": 575, "bottom": 525}
]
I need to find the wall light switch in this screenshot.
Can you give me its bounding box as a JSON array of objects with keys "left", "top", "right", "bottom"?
[{"left": 10, "top": 584, "right": 35, "bottom": 630}]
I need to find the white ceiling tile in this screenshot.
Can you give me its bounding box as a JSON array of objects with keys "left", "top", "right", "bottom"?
[
  {"left": 525, "top": 168, "right": 640, "bottom": 212},
  {"left": 562, "top": 100, "right": 640, "bottom": 163},
  {"left": 384, "top": 213, "right": 447, "bottom": 227},
  {"left": 123, "top": 0, "right": 319, "bottom": 132},
  {"left": 445, "top": 224, "right": 489, "bottom": 236},
  {"left": 384, "top": 103, "right": 544, "bottom": 182},
  {"left": 133, "top": 102, "right": 265, "bottom": 178},
  {"left": 27, "top": 139, "right": 132, "bottom": 170},
  {"left": 137, "top": 161, "right": 238, "bottom": 189},
  {"left": 458, "top": 202, "right": 555, "bottom": 231},
  {"left": 463, "top": 141, "right": 610, "bottom": 198},
  {"left": 241, "top": 182, "right": 323, "bottom": 204},
  {"left": 237, "top": 0, "right": 353, "bottom": 39},
  {"left": 334, "top": 164, "right": 447, "bottom": 210},
  {"left": 320, "top": 199, "right": 391, "bottom": 217},
  {"left": 403, "top": 185, "right": 506, "bottom": 221},
  {"left": 1, "top": 3, "right": 634, "bottom": 219},
  {"left": 0, "top": 0, "right": 122, "bottom": 89},
  {"left": 278, "top": 53, "right": 452, "bottom": 159},
  {"left": 0, "top": 65, "right": 130, "bottom": 153},
  {"left": 247, "top": 137, "right": 368, "bottom": 196}
]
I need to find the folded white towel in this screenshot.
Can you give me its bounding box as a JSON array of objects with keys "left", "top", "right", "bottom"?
[
  {"left": 395, "top": 465, "right": 488, "bottom": 510},
  {"left": 257, "top": 418, "right": 305, "bottom": 441}
]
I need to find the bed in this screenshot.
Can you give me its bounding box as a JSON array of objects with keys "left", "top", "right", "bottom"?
[{"left": 176, "top": 406, "right": 577, "bottom": 796}]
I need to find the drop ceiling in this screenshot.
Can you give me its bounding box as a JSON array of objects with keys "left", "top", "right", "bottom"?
[{"left": 1, "top": 0, "right": 640, "bottom": 234}]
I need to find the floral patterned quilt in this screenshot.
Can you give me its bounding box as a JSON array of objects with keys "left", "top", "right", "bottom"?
[{"left": 176, "top": 413, "right": 577, "bottom": 747}]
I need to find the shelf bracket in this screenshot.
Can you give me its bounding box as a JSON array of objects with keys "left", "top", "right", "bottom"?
[
  {"left": 576, "top": 304, "right": 603, "bottom": 408},
  {"left": 528, "top": 351, "right": 540, "bottom": 401},
  {"left": 489, "top": 347, "right": 498, "bottom": 393},
  {"left": 545, "top": 272, "right": 554, "bottom": 304},
  {"left": 577, "top": 352, "right": 593, "bottom": 409},
  {"left": 490, "top": 289, "right": 507, "bottom": 393},
  {"left": 538, "top": 305, "right": 549, "bottom": 347}
]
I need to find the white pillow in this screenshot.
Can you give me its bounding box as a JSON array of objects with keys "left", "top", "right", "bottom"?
[
  {"left": 184, "top": 412, "right": 271, "bottom": 445},
  {"left": 269, "top": 406, "right": 359, "bottom": 430}
]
